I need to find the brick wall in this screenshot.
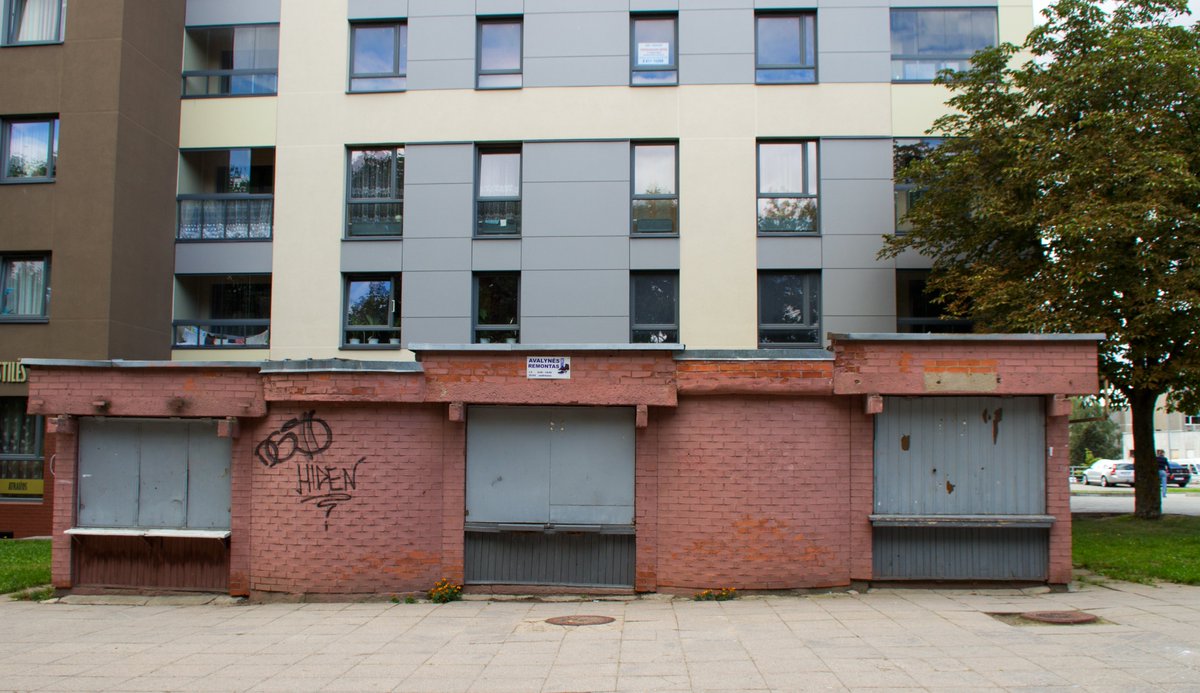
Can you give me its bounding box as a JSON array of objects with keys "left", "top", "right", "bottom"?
[
  {"left": 1046, "top": 413, "right": 1073, "bottom": 585},
  {"left": 26, "top": 367, "right": 265, "bottom": 418},
  {"left": 244, "top": 403, "right": 449, "bottom": 596},
  {"left": 262, "top": 372, "right": 424, "bottom": 403},
  {"left": 50, "top": 428, "right": 76, "bottom": 589},
  {"left": 676, "top": 359, "right": 833, "bottom": 396},
  {"left": 651, "top": 396, "right": 854, "bottom": 590},
  {"left": 833, "top": 339, "right": 1098, "bottom": 396}
]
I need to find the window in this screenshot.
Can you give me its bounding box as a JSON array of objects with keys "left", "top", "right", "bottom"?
[
  {"left": 757, "top": 141, "right": 818, "bottom": 233},
  {"left": 0, "top": 397, "right": 43, "bottom": 502},
  {"left": 349, "top": 22, "right": 407, "bottom": 92},
  {"left": 173, "top": 274, "right": 271, "bottom": 348},
  {"left": 759, "top": 271, "right": 820, "bottom": 347},
  {"left": 893, "top": 137, "right": 943, "bottom": 234},
  {"left": 2, "top": 116, "right": 58, "bottom": 182},
  {"left": 1186, "top": 414, "right": 1200, "bottom": 428},
  {"left": 475, "top": 272, "right": 519, "bottom": 343},
  {"left": 177, "top": 148, "right": 275, "bottom": 240},
  {"left": 347, "top": 147, "right": 403, "bottom": 237},
  {"left": 477, "top": 147, "right": 521, "bottom": 235},
  {"left": 477, "top": 19, "right": 522, "bottom": 89},
  {"left": 890, "top": 8, "right": 997, "bottom": 82},
  {"left": 0, "top": 254, "right": 48, "bottom": 320},
  {"left": 343, "top": 274, "right": 401, "bottom": 346},
  {"left": 631, "top": 15, "right": 677, "bottom": 86},
  {"left": 895, "top": 269, "right": 973, "bottom": 333},
  {"left": 631, "top": 142, "right": 678, "bottom": 234},
  {"left": 2, "top": 0, "right": 64, "bottom": 45},
  {"left": 755, "top": 12, "right": 816, "bottom": 84},
  {"left": 182, "top": 25, "right": 279, "bottom": 96},
  {"left": 631, "top": 272, "right": 678, "bottom": 343}
]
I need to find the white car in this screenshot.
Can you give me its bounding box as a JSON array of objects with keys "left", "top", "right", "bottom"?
[{"left": 1081, "top": 460, "right": 1135, "bottom": 487}]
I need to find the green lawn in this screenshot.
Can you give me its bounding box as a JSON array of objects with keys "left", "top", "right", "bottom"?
[
  {"left": 0, "top": 539, "right": 51, "bottom": 595},
  {"left": 1073, "top": 515, "right": 1200, "bottom": 584}
]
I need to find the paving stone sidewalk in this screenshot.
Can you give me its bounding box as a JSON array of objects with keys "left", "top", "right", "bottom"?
[{"left": 2, "top": 578, "right": 1199, "bottom": 692}]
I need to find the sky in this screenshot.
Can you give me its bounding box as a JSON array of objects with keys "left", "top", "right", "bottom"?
[{"left": 1031, "top": 0, "right": 1200, "bottom": 25}]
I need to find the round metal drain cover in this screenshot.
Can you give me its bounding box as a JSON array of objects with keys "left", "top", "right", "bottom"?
[
  {"left": 1020, "top": 610, "right": 1098, "bottom": 625},
  {"left": 545, "top": 615, "right": 615, "bottom": 626}
]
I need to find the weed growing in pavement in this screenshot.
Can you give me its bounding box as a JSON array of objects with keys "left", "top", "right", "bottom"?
[
  {"left": 11, "top": 586, "right": 54, "bottom": 601},
  {"left": 428, "top": 579, "right": 463, "bottom": 604},
  {"left": 693, "top": 587, "right": 737, "bottom": 601}
]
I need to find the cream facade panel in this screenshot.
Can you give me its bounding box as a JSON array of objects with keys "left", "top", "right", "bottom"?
[
  {"left": 179, "top": 99, "right": 278, "bottom": 149},
  {"left": 890, "top": 83, "right": 955, "bottom": 137}
]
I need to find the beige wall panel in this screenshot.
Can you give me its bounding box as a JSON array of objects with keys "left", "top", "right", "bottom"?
[
  {"left": 179, "top": 99, "right": 278, "bottom": 148},
  {"left": 678, "top": 139, "right": 757, "bottom": 350},
  {"left": 998, "top": 4, "right": 1035, "bottom": 45},
  {"left": 172, "top": 350, "right": 268, "bottom": 363},
  {"left": 757, "top": 85, "right": 892, "bottom": 137},
  {"left": 891, "top": 84, "right": 955, "bottom": 138},
  {"left": 278, "top": 1, "right": 347, "bottom": 96}
]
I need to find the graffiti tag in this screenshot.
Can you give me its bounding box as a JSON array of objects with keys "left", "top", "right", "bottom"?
[{"left": 255, "top": 410, "right": 364, "bottom": 531}]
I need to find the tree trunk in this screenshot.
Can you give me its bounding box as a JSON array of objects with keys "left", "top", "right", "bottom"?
[{"left": 1131, "top": 388, "right": 1163, "bottom": 520}]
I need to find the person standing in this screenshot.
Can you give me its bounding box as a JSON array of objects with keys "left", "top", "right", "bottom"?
[{"left": 1156, "top": 449, "right": 1170, "bottom": 499}]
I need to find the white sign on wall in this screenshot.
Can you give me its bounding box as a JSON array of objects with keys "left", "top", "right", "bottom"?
[
  {"left": 527, "top": 356, "right": 571, "bottom": 380},
  {"left": 637, "top": 42, "right": 670, "bottom": 66}
]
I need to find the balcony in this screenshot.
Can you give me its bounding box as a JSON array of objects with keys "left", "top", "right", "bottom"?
[
  {"left": 173, "top": 319, "right": 270, "bottom": 348},
  {"left": 173, "top": 274, "right": 270, "bottom": 350},
  {"left": 177, "top": 195, "right": 273, "bottom": 240}
]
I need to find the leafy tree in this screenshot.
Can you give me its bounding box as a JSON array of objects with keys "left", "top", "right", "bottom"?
[
  {"left": 1069, "top": 400, "right": 1122, "bottom": 468},
  {"left": 880, "top": 0, "right": 1200, "bottom": 518}
]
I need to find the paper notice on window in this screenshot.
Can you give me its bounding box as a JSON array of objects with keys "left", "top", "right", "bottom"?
[{"left": 637, "top": 42, "right": 670, "bottom": 66}]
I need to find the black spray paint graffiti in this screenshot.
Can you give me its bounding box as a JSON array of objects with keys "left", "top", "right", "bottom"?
[{"left": 255, "top": 410, "right": 365, "bottom": 531}]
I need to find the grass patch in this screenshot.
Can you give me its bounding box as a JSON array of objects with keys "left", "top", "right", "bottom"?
[
  {"left": 0, "top": 539, "right": 51, "bottom": 595},
  {"left": 1073, "top": 515, "right": 1200, "bottom": 585}
]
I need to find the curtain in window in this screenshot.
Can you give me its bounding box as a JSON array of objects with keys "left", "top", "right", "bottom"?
[
  {"left": 479, "top": 153, "right": 520, "bottom": 198},
  {"left": 14, "top": 0, "right": 59, "bottom": 42},
  {"left": 0, "top": 398, "right": 38, "bottom": 456},
  {"left": 2, "top": 260, "right": 45, "bottom": 316}
]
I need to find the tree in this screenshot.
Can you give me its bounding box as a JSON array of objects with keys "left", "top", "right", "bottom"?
[
  {"left": 880, "top": 0, "right": 1200, "bottom": 518},
  {"left": 1069, "top": 400, "right": 1122, "bottom": 468}
]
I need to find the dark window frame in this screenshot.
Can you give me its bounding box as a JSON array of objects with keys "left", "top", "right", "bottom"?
[
  {"left": 1, "top": 115, "right": 58, "bottom": 183},
  {"left": 630, "top": 13, "right": 678, "bottom": 86},
  {"left": 2, "top": 0, "right": 65, "bottom": 46},
  {"left": 754, "top": 11, "right": 818, "bottom": 84},
  {"left": 756, "top": 140, "right": 820, "bottom": 234},
  {"left": 631, "top": 141, "right": 679, "bottom": 235},
  {"left": 345, "top": 145, "right": 404, "bottom": 238},
  {"left": 889, "top": 7, "right": 998, "bottom": 83},
  {"left": 342, "top": 273, "right": 403, "bottom": 348},
  {"left": 476, "top": 17, "right": 523, "bottom": 90},
  {"left": 893, "top": 137, "right": 944, "bottom": 235},
  {"left": 0, "top": 253, "right": 50, "bottom": 322},
  {"left": 0, "top": 396, "right": 45, "bottom": 503},
  {"left": 473, "top": 272, "right": 520, "bottom": 344},
  {"left": 758, "top": 270, "right": 821, "bottom": 348},
  {"left": 475, "top": 145, "right": 522, "bottom": 236},
  {"left": 895, "top": 269, "right": 974, "bottom": 333},
  {"left": 630, "top": 271, "right": 679, "bottom": 344},
  {"left": 348, "top": 20, "right": 408, "bottom": 93}
]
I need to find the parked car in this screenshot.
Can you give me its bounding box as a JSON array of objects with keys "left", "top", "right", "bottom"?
[
  {"left": 1081, "top": 460, "right": 1134, "bottom": 487},
  {"left": 1168, "top": 462, "right": 1191, "bottom": 487}
]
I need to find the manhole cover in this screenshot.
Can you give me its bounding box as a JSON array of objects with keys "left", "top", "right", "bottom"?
[
  {"left": 1019, "top": 610, "right": 1098, "bottom": 625},
  {"left": 545, "top": 615, "right": 615, "bottom": 626}
]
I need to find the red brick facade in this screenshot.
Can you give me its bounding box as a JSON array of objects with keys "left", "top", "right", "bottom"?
[{"left": 24, "top": 336, "right": 1100, "bottom": 596}]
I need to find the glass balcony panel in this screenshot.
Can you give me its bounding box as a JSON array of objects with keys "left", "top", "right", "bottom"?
[
  {"left": 348, "top": 202, "right": 403, "bottom": 236},
  {"left": 174, "top": 320, "right": 270, "bottom": 348},
  {"left": 757, "top": 197, "right": 818, "bottom": 233},
  {"left": 632, "top": 199, "right": 678, "bottom": 234},
  {"left": 177, "top": 196, "right": 273, "bottom": 240},
  {"left": 477, "top": 200, "right": 521, "bottom": 235}
]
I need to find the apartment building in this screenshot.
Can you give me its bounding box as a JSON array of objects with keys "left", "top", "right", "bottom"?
[
  {"left": 0, "top": 0, "right": 184, "bottom": 537},
  {"left": 23, "top": 0, "right": 1101, "bottom": 596}
]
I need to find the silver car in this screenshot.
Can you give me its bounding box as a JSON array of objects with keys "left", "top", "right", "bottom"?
[{"left": 1082, "top": 460, "right": 1135, "bottom": 487}]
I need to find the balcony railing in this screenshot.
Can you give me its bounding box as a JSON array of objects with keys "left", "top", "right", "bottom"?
[
  {"left": 177, "top": 195, "right": 273, "bottom": 241},
  {"left": 182, "top": 69, "right": 278, "bottom": 97},
  {"left": 173, "top": 319, "right": 270, "bottom": 348}
]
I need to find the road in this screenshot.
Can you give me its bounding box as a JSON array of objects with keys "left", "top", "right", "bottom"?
[{"left": 1070, "top": 480, "right": 1200, "bottom": 515}]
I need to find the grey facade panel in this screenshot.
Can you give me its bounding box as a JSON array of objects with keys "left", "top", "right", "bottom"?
[
  {"left": 402, "top": 270, "right": 471, "bottom": 317},
  {"left": 822, "top": 314, "right": 894, "bottom": 337},
  {"left": 174, "top": 242, "right": 273, "bottom": 275},
  {"left": 756, "top": 237, "right": 822, "bottom": 270},
  {"left": 821, "top": 268, "right": 895, "bottom": 319},
  {"left": 524, "top": 12, "right": 629, "bottom": 58},
  {"left": 819, "top": 7, "right": 890, "bottom": 55},
  {"left": 407, "top": 14, "right": 475, "bottom": 89},
  {"left": 820, "top": 139, "right": 892, "bottom": 181},
  {"left": 525, "top": 56, "right": 630, "bottom": 87},
  {"left": 467, "top": 407, "right": 553, "bottom": 524},
  {"left": 185, "top": 0, "right": 280, "bottom": 26},
  {"left": 629, "top": 237, "right": 680, "bottom": 270},
  {"left": 524, "top": 141, "right": 628, "bottom": 183},
  {"left": 522, "top": 269, "right": 628, "bottom": 317},
  {"left": 78, "top": 419, "right": 140, "bottom": 528},
  {"left": 404, "top": 183, "right": 474, "bottom": 239},
  {"left": 819, "top": 180, "right": 893, "bottom": 237},
  {"left": 523, "top": 182, "right": 630, "bottom": 237},
  {"left": 679, "top": 9, "right": 753, "bottom": 55},
  {"left": 407, "top": 59, "right": 476, "bottom": 90},
  {"left": 630, "top": 0, "right": 679, "bottom": 10},
  {"left": 522, "top": 316, "right": 630, "bottom": 343},
  {"left": 821, "top": 233, "right": 890, "bottom": 269},
  {"left": 476, "top": 0, "right": 525, "bottom": 15},
  {"left": 818, "top": 52, "right": 891, "bottom": 84},
  {"left": 402, "top": 238, "right": 473, "bottom": 271},
  {"left": 874, "top": 396, "right": 1047, "bottom": 516},
  {"left": 473, "top": 238, "right": 523, "bottom": 270},
  {"left": 404, "top": 144, "right": 474, "bottom": 185},
  {"left": 341, "top": 241, "right": 404, "bottom": 273},
  {"left": 679, "top": 53, "right": 754, "bottom": 85},
  {"left": 402, "top": 316, "right": 471, "bottom": 344},
  {"left": 138, "top": 425, "right": 189, "bottom": 528},
  {"left": 347, "top": 0, "right": 409, "bottom": 20},
  {"left": 408, "top": 0, "right": 474, "bottom": 17},
  {"left": 679, "top": 0, "right": 753, "bottom": 10},
  {"left": 185, "top": 422, "right": 233, "bottom": 530},
  {"left": 465, "top": 532, "right": 636, "bottom": 587},
  {"left": 523, "top": 237, "right": 628, "bottom": 270},
  {"left": 873, "top": 527, "right": 1049, "bottom": 580},
  {"left": 526, "top": 0, "right": 630, "bottom": 13}
]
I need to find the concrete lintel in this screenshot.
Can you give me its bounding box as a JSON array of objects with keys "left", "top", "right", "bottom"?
[{"left": 830, "top": 332, "right": 1105, "bottom": 343}]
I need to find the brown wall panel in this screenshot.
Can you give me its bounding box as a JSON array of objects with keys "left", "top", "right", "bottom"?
[{"left": 74, "top": 535, "right": 230, "bottom": 591}]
